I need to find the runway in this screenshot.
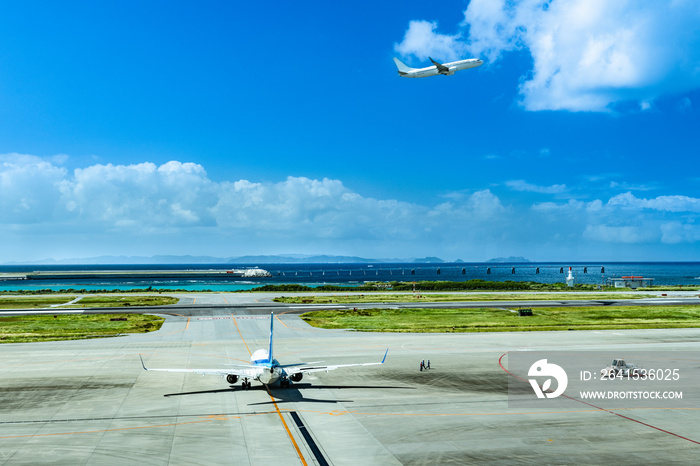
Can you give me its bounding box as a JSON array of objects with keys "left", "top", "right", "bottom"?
[{"left": 1, "top": 297, "right": 699, "bottom": 464}]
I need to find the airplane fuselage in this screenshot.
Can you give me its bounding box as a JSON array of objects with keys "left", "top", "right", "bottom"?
[
  {"left": 255, "top": 362, "right": 283, "bottom": 385},
  {"left": 398, "top": 58, "right": 483, "bottom": 78},
  {"left": 250, "top": 349, "right": 283, "bottom": 384}
]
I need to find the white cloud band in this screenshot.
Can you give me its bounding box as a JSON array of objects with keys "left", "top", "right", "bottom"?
[{"left": 2, "top": 155, "right": 699, "bottom": 259}]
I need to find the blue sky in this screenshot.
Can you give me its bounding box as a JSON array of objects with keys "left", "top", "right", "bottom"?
[{"left": 1, "top": 0, "right": 699, "bottom": 262}]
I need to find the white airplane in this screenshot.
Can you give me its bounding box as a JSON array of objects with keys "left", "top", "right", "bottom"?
[
  {"left": 393, "top": 56, "right": 483, "bottom": 78},
  {"left": 140, "top": 313, "right": 388, "bottom": 389}
]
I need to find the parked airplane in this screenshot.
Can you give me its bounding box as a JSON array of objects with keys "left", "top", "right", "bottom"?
[
  {"left": 393, "top": 56, "right": 483, "bottom": 78},
  {"left": 140, "top": 313, "right": 388, "bottom": 389}
]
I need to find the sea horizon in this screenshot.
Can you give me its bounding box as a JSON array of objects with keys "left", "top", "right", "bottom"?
[{"left": 1, "top": 261, "right": 699, "bottom": 292}]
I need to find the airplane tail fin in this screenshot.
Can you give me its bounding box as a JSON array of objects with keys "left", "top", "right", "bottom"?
[
  {"left": 393, "top": 57, "right": 414, "bottom": 72},
  {"left": 268, "top": 312, "right": 274, "bottom": 362}
]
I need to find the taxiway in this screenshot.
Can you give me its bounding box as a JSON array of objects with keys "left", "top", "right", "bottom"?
[{"left": 0, "top": 295, "right": 698, "bottom": 464}]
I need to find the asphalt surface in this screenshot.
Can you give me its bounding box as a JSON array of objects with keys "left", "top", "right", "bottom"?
[{"left": 0, "top": 294, "right": 699, "bottom": 464}]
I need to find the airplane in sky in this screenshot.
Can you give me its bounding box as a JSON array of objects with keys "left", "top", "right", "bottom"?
[
  {"left": 393, "top": 56, "right": 483, "bottom": 78},
  {"left": 140, "top": 313, "right": 388, "bottom": 389}
]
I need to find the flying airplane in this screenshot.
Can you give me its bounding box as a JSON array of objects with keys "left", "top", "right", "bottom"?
[
  {"left": 393, "top": 56, "right": 483, "bottom": 78},
  {"left": 140, "top": 313, "right": 388, "bottom": 389}
]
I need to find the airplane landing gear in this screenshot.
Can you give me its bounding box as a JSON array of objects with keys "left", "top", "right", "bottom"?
[
  {"left": 242, "top": 379, "right": 252, "bottom": 390},
  {"left": 280, "top": 379, "right": 290, "bottom": 388}
]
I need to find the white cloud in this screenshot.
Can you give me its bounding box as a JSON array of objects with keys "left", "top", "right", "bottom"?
[
  {"left": 394, "top": 20, "right": 464, "bottom": 62},
  {"left": 532, "top": 190, "right": 700, "bottom": 245},
  {"left": 532, "top": 199, "right": 584, "bottom": 212},
  {"left": 466, "top": 189, "right": 507, "bottom": 219},
  {"left": 0, "top": 153, "right": 68, "bottom": 223},
  {"left": 583, "top": 224, "right": 659, "bottom": 244},
  {"left": 506, "top": 180, "right": 566, "bottom": 194},
  {"left": 3, "top": 155, "right": 700, "bottom": 260},
  {"left": 0, "top": 156, "right": 518, "bottom": 259},
  {"left": 391, "top": 0, "right": 700, "bottom": 111},
  {"left": 60, "top": 161, "right": 218, "bottom": 229},
  {"left": 607, "top": 192, "right": 700, "bottom": 212},
  {"left": 660, "top": 222, "right": 700, "bottom": 244},
  {"left": 609, "top": 181, "right": 655, "bottom": 191}
]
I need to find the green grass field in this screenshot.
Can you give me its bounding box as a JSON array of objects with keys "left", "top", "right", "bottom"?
[
  {"left": 72, "top": 295, "right": 178, "bottom": 307},
  {"left": 276, "top": 292, "right": 649, "bottom": 304},
  {"left": 0, "top": 314, "right": 165, "bottom": 343},
  {"left": 0, "top": 295, "right": 178, "bottom": 309},
  {"left": 0, "top": 296, "right": 78, "bottom": 309},
  {"left": 301, "top": 306, "right": 700, "bottom": 332}
]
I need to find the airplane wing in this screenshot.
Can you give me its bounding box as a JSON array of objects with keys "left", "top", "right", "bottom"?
[
  {"left": 429, "top": 57, "right": 450, "bottom": 74},
  {"left": 140, "top": 355, "right": 261, "bottom": 378},
  {"left": 284, "top": 349, "right": 388, "bottom": 376},
  {"left": 278, "top": 361, "right": 323, "bottom": 368}
]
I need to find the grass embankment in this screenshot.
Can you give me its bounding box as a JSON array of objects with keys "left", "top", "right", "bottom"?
[
  {"left": 0, "top": 296, "right": 78, "bottom": 309},
  {"left": 639, "top": 286, "right": 700, "bottom": 291},
  {"left": 301, "top": 307, "right": 700, "bottom": 333},
  {"left": 1, "top": 288, "right": 199, "bottom": 295},
  {"left": 276, "top": 292, "right": 649, "bottom": 304},
  {"left": 72, "top": 296, "right": 178, "bottom": 307},
  {"left": 257, "top": 280, "right": 609, "bottom": 293},
  {"left": 0, "top": 296, "right": 178, "bottom": 309},
  {"left": 0, "top": 314, "right": 165, "bottom": 343}
]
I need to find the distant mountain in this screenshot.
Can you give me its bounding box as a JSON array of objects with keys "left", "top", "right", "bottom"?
[
  {"left": 4, "top": 255, "right": 231, "bottom": 265},
  {"left": 4, "top": 254, "right": 418, "bottom": 265},
  {"left": 486, "top": 256, "right": 531, "bottom": 263},
  {"left": 412, "top": 257, "right": 445, "bottom": 263},
  {"left": 228, "top": 255, "right": 383, "bottom": 264}
]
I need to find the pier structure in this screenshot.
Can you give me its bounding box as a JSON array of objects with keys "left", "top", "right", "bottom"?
[{"left": 0, "top": 268, "right": 271, "bottom": 281}]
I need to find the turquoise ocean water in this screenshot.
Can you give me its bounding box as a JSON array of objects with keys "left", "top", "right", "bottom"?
[{"left": 1, "top": 262, "right": 699, "bottom": 292}]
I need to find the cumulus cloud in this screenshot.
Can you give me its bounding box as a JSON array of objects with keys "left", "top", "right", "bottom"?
[
  {"left": 532, "top": 190, "right": 700, "bottom": 245},
  {"left": 465, "top": 0, "right": 700, "bottom": 111},
  {"left": 60, "top": 161, "right": 218, "bottom": 229},
  {"left": 0, "top": 156, "right": 517, "bottom": 259},
  {"left": 0, "top": 153, "right": 68, "bottom": 223},
  {"left": 607, "top": 192, "right": 700, "bottom": 212},
  {"left": 396, "top": 1, "right": 700, "bottom": 111},
  {"left": 394, "top": 20, "right": 465, "bottom": 62},
  {"left": 3, "top": 155, "right": 700, "bottom": 260}
]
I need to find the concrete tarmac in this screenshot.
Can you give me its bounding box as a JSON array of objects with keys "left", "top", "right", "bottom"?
[{"left": 1, "top": 300, "right": 699, "bottom": 464}]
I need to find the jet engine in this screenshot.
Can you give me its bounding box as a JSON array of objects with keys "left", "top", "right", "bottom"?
[
  {"left": 226, "top": 374, "right": 239, "bottom": 384},
  {"left": 290, "top": 373, "right": 303, "bottom": 382}
]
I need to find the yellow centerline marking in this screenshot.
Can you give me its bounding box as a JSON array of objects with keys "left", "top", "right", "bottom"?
[
  {"left": 275, "top": 314, "right": 288, "bottom": 328},
  {"left": 231, "top": 313, "right": 307, "bottom": 466},
  {"left": 231, "top": 314, "right": 252, "bottom": 356}
]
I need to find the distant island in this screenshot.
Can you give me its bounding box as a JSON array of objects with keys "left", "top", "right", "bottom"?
[
  {"left": 411, "top": 257, "right": 445, "bottom": 263},
  {"left": 486, "top": 256, "right": 531, "bottom": 263},
  {"left": 5, "top": 254, "right": 441, "bottom": 265},
  {"left": 3, "top": 254, "right": 537, "bottom": 265}
]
